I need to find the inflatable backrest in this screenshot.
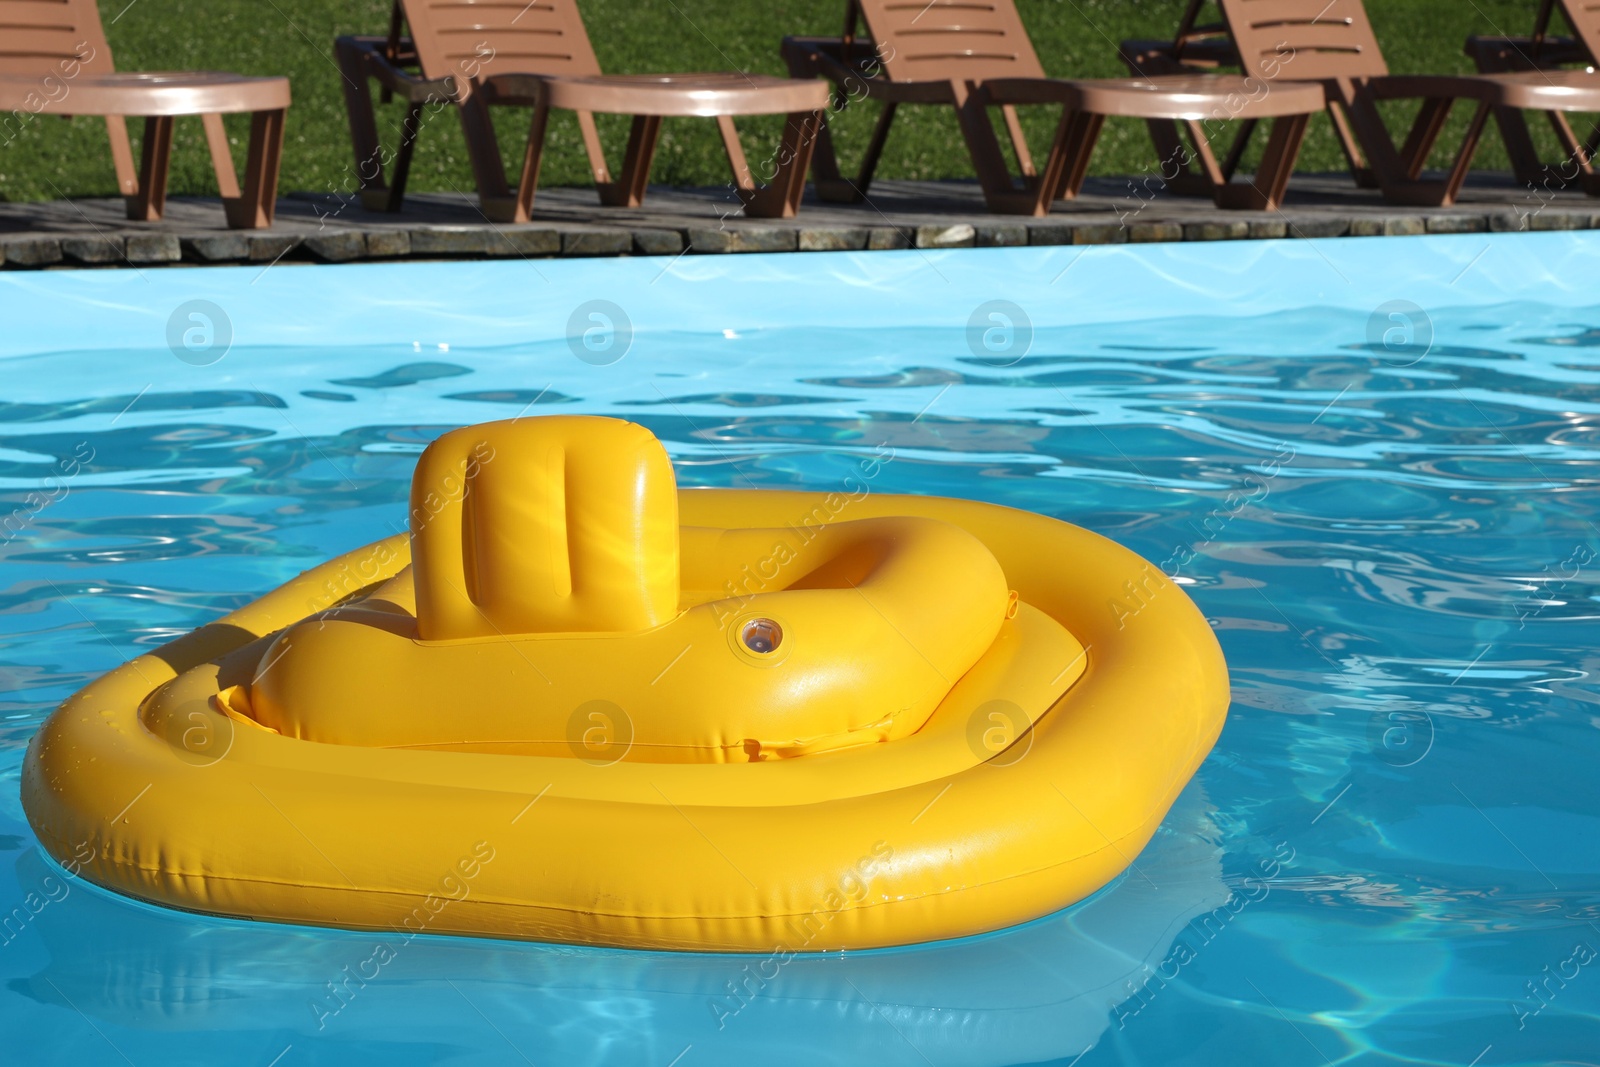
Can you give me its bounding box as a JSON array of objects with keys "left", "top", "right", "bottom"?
[{"left": 410, "top": 416, "right": 679, "bottom": 640}]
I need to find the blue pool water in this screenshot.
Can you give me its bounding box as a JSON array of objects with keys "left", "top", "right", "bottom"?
[{"left": 0, "top": 236, "right": 1597, "bottom": 1065}]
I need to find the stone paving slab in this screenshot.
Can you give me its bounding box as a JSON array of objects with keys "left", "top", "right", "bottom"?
[{"left": 1, "top": 174, "right": 1595, "bottom": 270}]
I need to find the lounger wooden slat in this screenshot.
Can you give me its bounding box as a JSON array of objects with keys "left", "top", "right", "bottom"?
[
  {"left": 1574, "top": 0, "right": 1600, "bottom": 52},
  {"left": 336, "top": 0, "right": 828, "bottom": 221},
  {"left": 0, "top": 5, "right": 96, "bottom": 31},
  {"left": 1221, "top": 0, "right": 1387, "bottom": 79},
  {"left": 0, "top": 0, "right": 110, "bottom": 78},
  {"left": 782, "top": 0, "right": 1327, "bottom": 214},
  {"left": 423, "top": 14, "right": 573, "bottom": 35},
  {"left": 0, "top": 12, "right": 83, "bottom": 31},
  {"left": 860, "top": 0, "right": 1043, "bottom": 81},
  {"left": 0, "top": 0, "right": 289, "bottom": 229},
  {"left": 405, "top": 0, "right": 600, "bottom": 74},
  {"left": 0, "top": 29, "right": 95, "bottom": 56}
]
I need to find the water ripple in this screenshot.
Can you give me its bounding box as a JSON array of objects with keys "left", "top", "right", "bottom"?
[{"left": 0, "top": 300, "right": 1597, "bottom": 1065}]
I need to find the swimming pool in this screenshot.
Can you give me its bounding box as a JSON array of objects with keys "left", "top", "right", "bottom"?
[{"left": 1, "top": 235, "right": 1597, "bottom": 1065}]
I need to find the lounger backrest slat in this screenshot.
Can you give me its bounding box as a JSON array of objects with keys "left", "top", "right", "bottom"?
[
  {"left": 402, "top": 0, "right": 603, "bottom": 82},
  {"left": 856, "top": 0, "right": 1046, "bottom": 82},
  {"left": 1218, "top": 0, "right": 1389, "bottom": 80},
  {"left": 1558, "top": 0, "right": 1600, "bottom": 62},
  {"left": 0, "top": 0, "right": 116, "bottom": 77}
]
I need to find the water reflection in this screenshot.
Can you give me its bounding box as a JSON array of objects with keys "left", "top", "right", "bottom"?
[
  {"left": 8, "top": 792, "right": 1226, "bottom": 1065},
  {"left": 2, "top": 299, "right": 1599, "bottom": 1063}
]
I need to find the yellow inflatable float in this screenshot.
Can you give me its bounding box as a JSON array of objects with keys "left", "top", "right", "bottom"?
[{"left": 22, "top": 415, "right": 1228, "bottom": 951}]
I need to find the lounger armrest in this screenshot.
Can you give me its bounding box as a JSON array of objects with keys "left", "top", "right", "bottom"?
[
  {"left": 781, "top": 35, "right": 887, "bottom": 86},
  {"left": 1361, "top": 71, "right": 1600, "bottom": 112},
  {"left": 1119, "top": 39, "right": 1193, "bottom": 75},
  {"left": 1360, "top": 74, "right": 1507, "bottom": 103},
  {"left": 1463, "top": 34, "right": 1588, "bottom": 70},
  {"left": 335, "top": 34, "right": 455, "bottom": 103},
  {"left": 477, "top": 75, "right": 546, "bottom": 107},
  {"left": 0, "top": 71, "right": 290, "bottom": 117},
  {"left": 1118, "top": 34, "right": 1238, "bottom": 74},
  {"left": 984, "top": 74, "right": 1325, "bottom": 120},
  {"left": 980, "top": 78, "right": 1079, "bottom": 106},
  {"left": 335, "top": 34, "right": 421, "bottom": 67}
]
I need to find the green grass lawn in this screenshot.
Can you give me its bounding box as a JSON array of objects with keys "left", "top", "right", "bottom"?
[{"left": 0, "top": 0, "right": 1582, "bottom": 203}]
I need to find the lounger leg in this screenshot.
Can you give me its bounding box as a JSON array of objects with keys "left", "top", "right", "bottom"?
[
  {"left": 740, "top": 109, "right": 824, "bottom": 219},
  {"left": 1340, "top": 82, "right": 1442, "bottom": 204},
  {"left": 225, "top": 107, "right": 286, "bottom": 230},
  {"left": 1547, "top": 110, "right": 1591, "bottom": 185},
  {"left": 1439, "top": 101, "right": 1491, "bottom": 207},
  {"left": 1000, "top": 104, "right": 1036, "bottom": 182},
  {"left": 600, "top": 115, "right": 662, "bottom": 208},
  {"left": 1327, "top": 100, "right": 1377, "bottom": 188},
  {"left": 201, "top": 113, "right": 243, "bottom": 201},
  {"left": 716, "top": 115, "right": 755, "bottom": 191},
  {"left": 1261, "top": 113, "right": 1310, "bottom": 208},
  {"left": 781, "top": 36, "right": 867, "bottom": 202},
  {"left": 1219, "top": 119, "right": 1258, "bottom": 182},
  {"left": 1046, "top": 110, "right": 1104, "bottom": 203},
  {"left": 805, "top": 106, "right": 854, "bottom": 201},
  {"left": 1399, "top": 98, "right": 1454, "bottom": 181},
  {"left": 952, "top": 82, "right": 1036, "bottom": 214},
  {"left": 812, "top": 100, "right": 896, "bottom": 203},
  {"left": 335, "top": 36, "right": 399, "bottom": 211},
  {"left": 576, "top": 111, "right": 613, "bottom": 185},
  {"left": 1185, "top": 119, "right": 1230, "bottom": 189},
  {"left": 1214, "top": 112, "right": 1308, "bottom": 210},
  {"left": 513, "top": 98, "right": 551, "bottom": 221},
  {"left": 1138, "top": 117, "right": 1213, "bottom": 197},
  {"left": 1501, "top": 111, "right": 1600, "bottom": 192},
  {"left": 389, "top": 103, "right": 425, "bottom": 208},
  {"left": 1495, "top": 105, "right": 1548, "bottom": 187},
  {"left": 127, "top": 115, "right": 174, "bottom": 222},
  {"left": 456, "top": 94, "right": 520, "bottom": 222},
  {"left": 1583, "top": 122, "right": 1600, "bottom": 196},
  {"left": 1120, "top": 39, "right": 1213, "bottom": 198},
  {"left": 846, "top": 102, "right": 897, "bottom": 200},
  {"left": 1366, "top": 97, "right": 1484, "bottom": 208},
  {"left": 104, "top": 116, "right": 139, "bottom": 198}
]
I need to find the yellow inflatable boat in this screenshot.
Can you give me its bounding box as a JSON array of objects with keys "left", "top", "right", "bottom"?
[{"left": 22, "top": 416, "right": 1228, "bottom": 951}]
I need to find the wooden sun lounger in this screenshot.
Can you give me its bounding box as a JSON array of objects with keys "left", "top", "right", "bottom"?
[
  {"left": 335, "top": 0, "right": 829, "bottom": 222},
  {"left": 780, "top": 0, "right": 1326, "bottom": 215},
  {"left": 1126, "top": 0, "right": 1600, "bottom": 206},
  {"left": 1465, "top": 0, "right": 1600, "bottom": 193},
  {"left": 0, "top": 0, "right": 289, "bottom": 229}
]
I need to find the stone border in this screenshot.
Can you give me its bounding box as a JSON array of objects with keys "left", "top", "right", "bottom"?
[{"left": 3, "top": 207, "right": 1597, "bottom": 269}]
